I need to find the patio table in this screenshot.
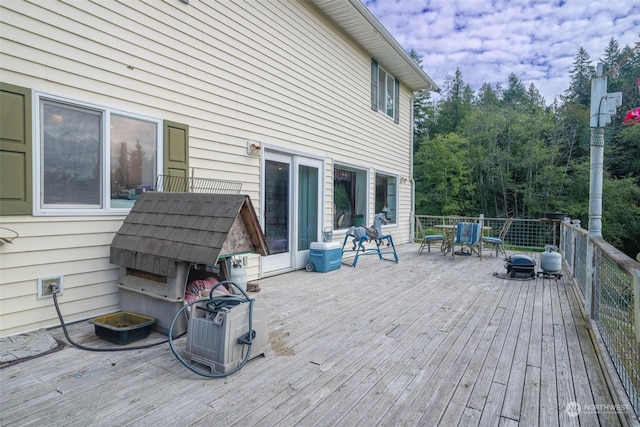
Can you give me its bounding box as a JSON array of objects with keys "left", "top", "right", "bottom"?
[
  {"left": 434, "top": 224, "right": 456, "bottom": 255},
  {"left": 434, "top": 223, "right": 491, "bottom": 256}
]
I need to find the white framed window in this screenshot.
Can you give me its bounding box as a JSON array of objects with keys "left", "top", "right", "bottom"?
[
  {"left": 378, "top": 70, "right": 395, "bottom": 117},
  {"left": 35, "top": 92, "right": 161, "bottom": 215},
  {"left": 333, "top": 165, "right": 368, "bottom": 229},
  {"left": 375, "top": 172, "right": 397, "bottom": 224},
  {"left": 371, "top": 59, "right": 399, "bottom": 123}
]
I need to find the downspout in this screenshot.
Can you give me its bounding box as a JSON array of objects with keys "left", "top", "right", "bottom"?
[{"left": 410, "top": 94, "right": 415, "bottom": 242}]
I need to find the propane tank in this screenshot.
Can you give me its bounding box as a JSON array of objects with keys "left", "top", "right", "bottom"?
[
  {"left": 229, "top": 265, "right": 247, "bottom": 293},
  {"left": 540, "top": 245, "right": 562, "bottom": 273}
]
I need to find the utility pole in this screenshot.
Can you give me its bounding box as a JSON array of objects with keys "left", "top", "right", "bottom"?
[
  {"left": 585, "top": 63, "right": 622, "bottom": 319},
  {"left": 588, "top": 63, "right": 622, "bottom": 238}
]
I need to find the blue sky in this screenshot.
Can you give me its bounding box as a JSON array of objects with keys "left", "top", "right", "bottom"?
[{"left": 364, "top": 0, "right": 640, "bottom": 103}]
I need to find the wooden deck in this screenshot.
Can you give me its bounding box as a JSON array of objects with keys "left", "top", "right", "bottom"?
[{"left": 1, "top": 244, "right": 632, "bottom": 426}]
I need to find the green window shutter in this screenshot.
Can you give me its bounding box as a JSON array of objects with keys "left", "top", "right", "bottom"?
[
  {"left": 371, "top": 59, "right": 378, "bottom": 111},
  {"left": 393, "top": 78, "right": 400, "bottom": 124},
  {"left": 1, "top": 83, "right": 32, "bottom": 215},
  {"left": 163, "top": 120, "right": 189, "bottom": 192}
]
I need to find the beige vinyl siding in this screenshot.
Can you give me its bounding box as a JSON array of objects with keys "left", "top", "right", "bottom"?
[
  {"left": 0, "top": 217, "right": 123, "bottom": 335},
  {"left": 2, "top": 1, "right": 408, "bottom": 165},
  {"left": 0, "top": 0, "right": 416, "bottom": 336}
]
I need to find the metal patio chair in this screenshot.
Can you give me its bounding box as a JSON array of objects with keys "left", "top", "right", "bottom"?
[
  {"left": 451, "top": 222, "right": 479, "bottom": 256},
  {"left": 419, "top": 234, "right": 444, "bottom": 253},
  {"left": 453, "top": 221, "right": 482, "bottom": 257},
  {"left": 482, "top": 217, "right": 513, "bottom": 257}
]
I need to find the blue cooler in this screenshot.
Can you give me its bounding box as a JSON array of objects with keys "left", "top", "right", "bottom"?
[{"left": 306, "top": 241, "right": 342, "bottom": 272}]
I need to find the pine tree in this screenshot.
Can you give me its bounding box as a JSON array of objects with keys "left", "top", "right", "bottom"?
[
  {"left": 527, "top": 83, "right": 546, "bottom": 109},
  {"left": 434, "top": 68, "right": 472, "bottom": 134},
  {"left": 564, "top": 47, "right": 594, "bottom": 106},
  {"left": 502, "top": 73, "right": 527, "bottom": 107},
  {"left": 601, "top": 37, "right": 621, "bottom": 78},
  {"left": 409, "top": 49, "right": 436, "bottom": 152},
  {"left": 476, "top": 82, "right": 499, "bottom": 108}
]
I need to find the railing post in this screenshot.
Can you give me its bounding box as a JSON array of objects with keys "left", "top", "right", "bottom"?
[
  {"left": 570, "top": 219, "right": 582, "bottom": 278},
  {"left": 570, "top": 227, "right": 576, "bottom": 275},
  {"left": 585, "top": 237, "right": 595, "bottom": 319}
]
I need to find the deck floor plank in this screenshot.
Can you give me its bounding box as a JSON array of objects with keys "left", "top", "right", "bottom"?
[
  {"left": 540, "top": 333, "right": 560, "bottom": 427},
  {"left": 437, "top": 305, "right": 505, "bottom": 425},
  {"left": 564, "top": 276, "right": 624, "bottom": 426},
  {"left": 558, "top": 278, "right": 601, "bottom": 427},
  {"left": 478, "top": 381, "right": 507, "bottom": 426},
  {"left": 296, "top": 276, "right": 467, "bottom": 426},
  {"left": 418, "top": 282, "right": 506, "bottom": 424},
  {"left": 375, "top": 265, "right": 502, "bottom": 425},
  {"left": 502, "top": 281, "right": 536, "bottom": 421},
  {"left": 0, "top": 244, "right": 628, "bottom": 427},
  {"left": 466, "top": 276, "right": 520, "bottom": 413},
  {"left": 539, "top": 280, "right": 560, "bottom": 426}
]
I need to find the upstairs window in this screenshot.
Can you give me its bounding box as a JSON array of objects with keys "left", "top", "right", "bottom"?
[
  {"left": 371, "top": 59, "right": 400, "bottom": 123},
  {"left": 36, "top": 93, "right": 160, "bottom": 214}
]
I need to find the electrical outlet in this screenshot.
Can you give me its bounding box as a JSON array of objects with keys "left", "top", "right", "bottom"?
[{"left": 37, "top": 275, "right": 64, "bottom": 299}]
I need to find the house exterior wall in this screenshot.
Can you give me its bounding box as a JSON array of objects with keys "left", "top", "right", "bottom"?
[{"left": 0, "top": 0, "right": 421, "bottom": 337}]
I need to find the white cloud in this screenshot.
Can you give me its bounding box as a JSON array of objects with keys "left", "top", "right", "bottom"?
[{"left": 364, "top": 0, "right": 640, "bottom": 103}]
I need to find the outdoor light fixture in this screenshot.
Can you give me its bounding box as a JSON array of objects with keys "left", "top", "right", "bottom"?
[{"left": 247, "top": 141, "right": 261, "bottom": 156}]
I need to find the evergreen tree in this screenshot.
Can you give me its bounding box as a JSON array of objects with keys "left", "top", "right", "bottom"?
[
  {"left": 603, "top": 38, "right": 640, "bottom": 179},
  {"left": 527, "top": 84, "right": 546, "bottom": 109},
  {"left": 434, "top": 68, "right": 473, "bottom": 134},
  {"left": 409, "top": 49, "right": 436, "bottom": 152},
  {"left": 601, "top": 37, "right": 621, "bottom": 78},
  {"left": 502, "top": 73, "right": 527, "bottom": 107},
  {"left": 414, "top": 133, "right": 474, "bottom": 215},
  {"left": 617, "top": 36, "right": 640, "bottom": 80},
  {"left": 413, "top": 89, "right": 435, "bottom": 153},
  {"left": 564, "top": 47, "right": 594, "bottom": 106},
  {"left": 476, "top": 82, "right": 499, "bottom": 108},
  {"left": 411, "top": 41, "right": 640, "bottom": 258}
]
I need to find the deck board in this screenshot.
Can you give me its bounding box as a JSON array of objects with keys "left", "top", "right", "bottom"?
[{"left": 0, "top": 244, "right": 631, "bottom": 426}]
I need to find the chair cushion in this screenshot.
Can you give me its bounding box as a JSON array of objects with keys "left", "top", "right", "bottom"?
[
  {"left": 483, "top": 237, "right": 502, "bottom": 244},
  {"left": 423, "top": 235, "right": 444, "bottom": 242}
]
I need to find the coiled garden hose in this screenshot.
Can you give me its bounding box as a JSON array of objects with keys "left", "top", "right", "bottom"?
[
  {"left": 53, "top": 280, "right": 253, "bottom": 378},
  {"left": 168, "top": 280, "right": 254, "bottom": 378}
]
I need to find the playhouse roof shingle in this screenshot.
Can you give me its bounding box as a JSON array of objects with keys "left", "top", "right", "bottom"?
[{"left": 109, "top": 192, "right": 268, "bottom": 277}]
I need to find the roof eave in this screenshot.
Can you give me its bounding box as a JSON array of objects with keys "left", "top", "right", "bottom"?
[{"left": 309, "top": 0, "right": 439, "bottom": 92}]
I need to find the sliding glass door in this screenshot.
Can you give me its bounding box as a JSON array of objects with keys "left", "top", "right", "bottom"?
[{"left": 263, "top": 151, "right": 322, "bottom": 275}]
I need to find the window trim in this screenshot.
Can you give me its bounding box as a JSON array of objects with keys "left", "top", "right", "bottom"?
[
  {"left": 375, "top": 171, "right": 399, "bottom": 224},
  {"left": 333, "top": 163, "right": 369, "bottom": 231},
  {"left": 33, "top": 91, "right": 163, "bottom": 216},
  {"left": 370, "top": 58, "right": 400, "bottom": 123}
]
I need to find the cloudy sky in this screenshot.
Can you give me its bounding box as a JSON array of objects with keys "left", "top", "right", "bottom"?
[{"left": 363, "top": 0, "right": 640, "bottom": 104}]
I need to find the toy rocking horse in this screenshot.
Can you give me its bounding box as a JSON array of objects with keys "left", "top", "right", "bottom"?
[
  {"left": 345, "top": 212, "right": 387, "bottom": 251},
  {"left": 342, "top": 212, "right": 398, "bottom": 267}
]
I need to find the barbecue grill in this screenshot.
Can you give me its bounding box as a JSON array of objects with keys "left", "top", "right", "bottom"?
[{"left": 504, "top": 254, "right": 536, "bottom": 278}]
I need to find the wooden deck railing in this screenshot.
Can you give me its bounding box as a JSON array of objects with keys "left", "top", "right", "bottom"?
[{"left": 560, "top": 221, "right": 640, "bottom": 418}]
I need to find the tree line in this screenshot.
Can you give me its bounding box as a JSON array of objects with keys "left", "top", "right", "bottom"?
[{"left": 411, "top": 37, "right": 640, "bottom": 258}]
